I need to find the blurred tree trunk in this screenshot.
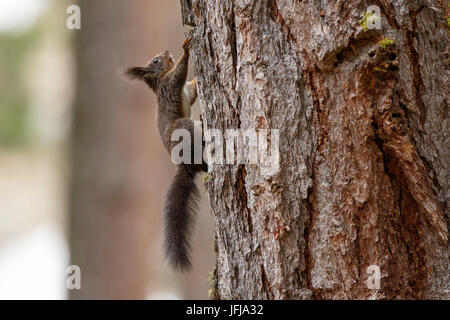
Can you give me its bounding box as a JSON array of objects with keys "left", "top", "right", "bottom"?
[
  {"left": 181, "top": 0, "right": 449, "bottom": 299},
  {"left": 70, "top": 0, "right": 214, "bottom": 300},
  {"left": 69, "top": 0, "right": 162, "bottom": 299}
]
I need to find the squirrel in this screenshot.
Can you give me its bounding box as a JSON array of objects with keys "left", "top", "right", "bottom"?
[{"left": 125, "top": 37, "right": 206, "bottom": 271}]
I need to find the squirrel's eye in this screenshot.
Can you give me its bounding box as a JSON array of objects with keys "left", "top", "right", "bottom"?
[{"left": 153, "top": 58, "right": 159, "bottom": 64}]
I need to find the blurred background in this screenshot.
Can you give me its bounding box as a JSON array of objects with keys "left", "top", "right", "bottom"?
[{"left": 0, "top": 0, "right": 214, "bottom": 299}]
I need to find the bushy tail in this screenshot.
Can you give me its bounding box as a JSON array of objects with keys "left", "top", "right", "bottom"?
[{"left": 164, "top": 165, "right": 199, "bottom": 271}]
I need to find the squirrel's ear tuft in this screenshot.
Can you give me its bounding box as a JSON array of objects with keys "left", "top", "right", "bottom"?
[{"left": 124, "top": 67, "right": 148, "bottom": 80}]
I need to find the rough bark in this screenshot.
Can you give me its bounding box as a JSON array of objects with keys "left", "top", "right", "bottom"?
[{"left": 181, "top": 0, "right": 449, "bottom": 299}]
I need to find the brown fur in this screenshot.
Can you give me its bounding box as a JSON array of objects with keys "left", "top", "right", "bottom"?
[{"left": 124, "top": 38, "right": 205, "bottom": 271}]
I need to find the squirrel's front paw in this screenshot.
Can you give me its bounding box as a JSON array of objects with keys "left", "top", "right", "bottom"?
[{"left": 183, "top": 37, "right": 192, "bottom": 52}]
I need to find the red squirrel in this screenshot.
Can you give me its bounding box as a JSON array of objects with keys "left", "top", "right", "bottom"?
[{"left": 125, "top": 38, "right": 206, "bottom": 271}]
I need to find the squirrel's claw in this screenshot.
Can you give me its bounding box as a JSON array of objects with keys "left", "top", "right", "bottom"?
[{"left": 183, "top": 37, "right": 192, "bottom": 51}]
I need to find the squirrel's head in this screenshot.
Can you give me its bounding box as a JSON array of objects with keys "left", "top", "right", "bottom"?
[{"left": 125, "top": 51, "right": 175, "bottom": 90}]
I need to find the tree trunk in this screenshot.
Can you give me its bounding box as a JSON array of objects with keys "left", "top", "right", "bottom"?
[
  {"left": 180, "top": 0, "right": 449, "bottom": 299},
  {"left": 70, "top": 0, "right": 216, "bottom": 299},
  {"left": 69, "top": 0, "right": 167, "bottom": 299}
]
